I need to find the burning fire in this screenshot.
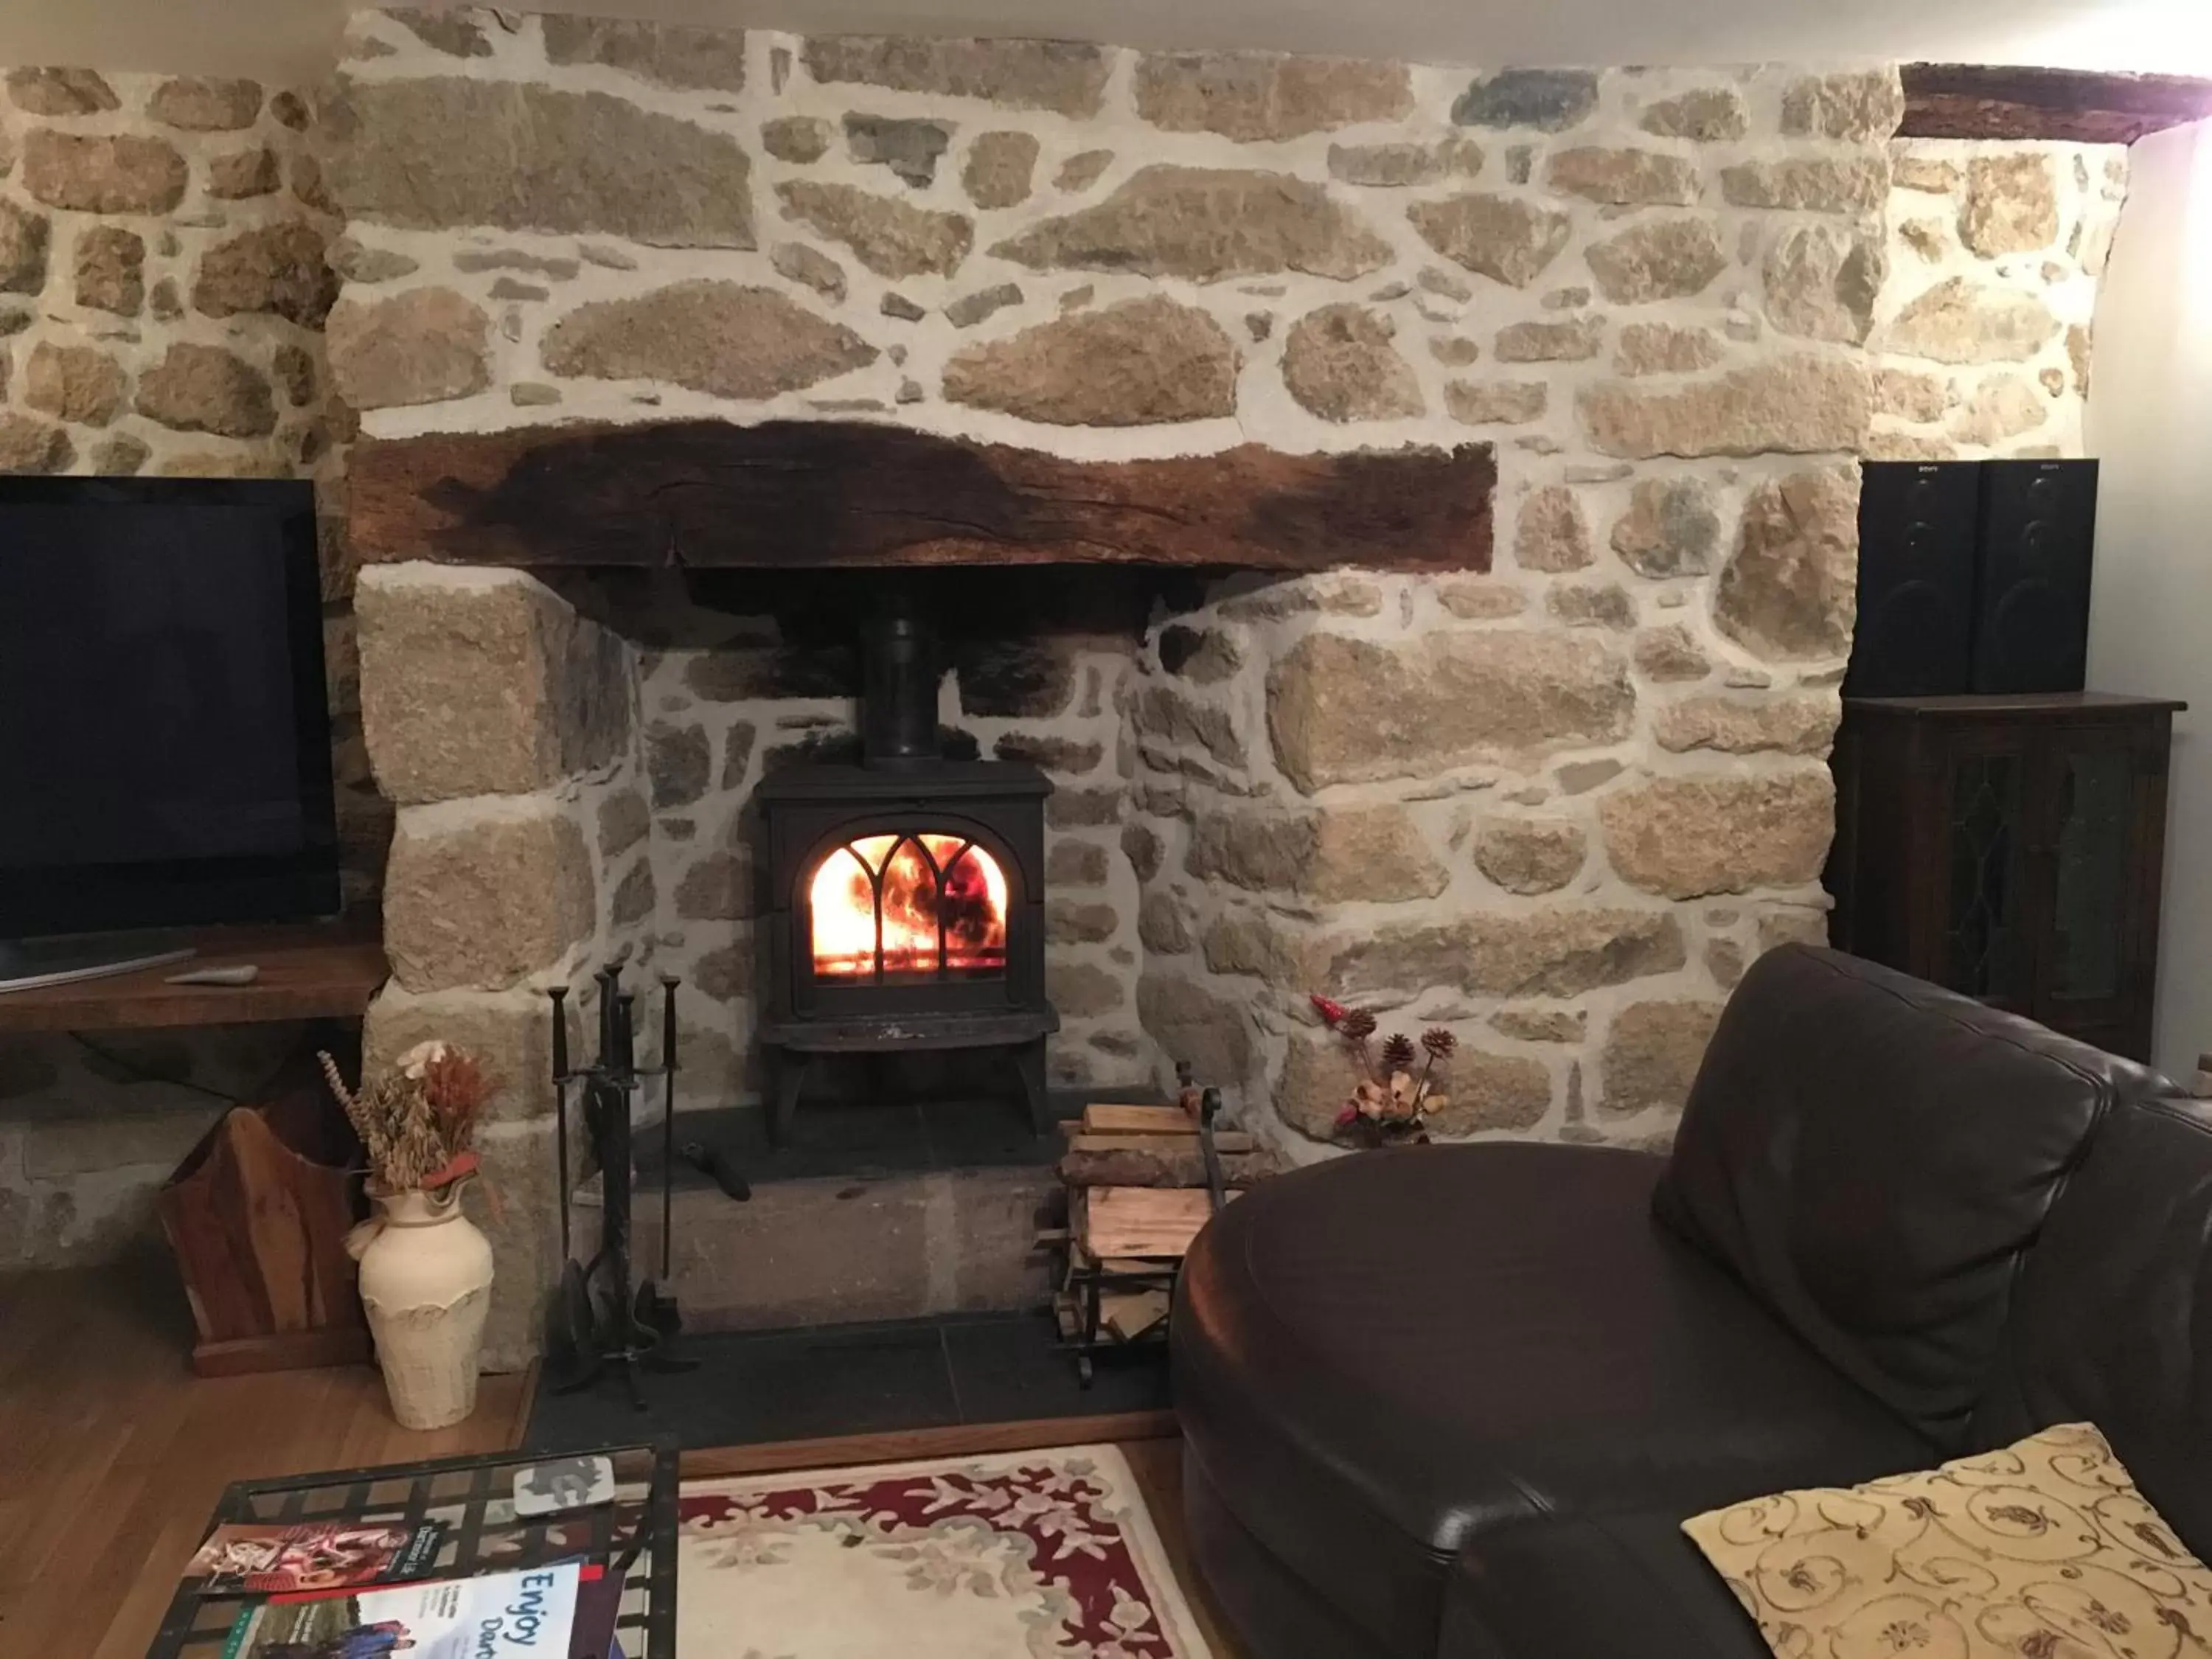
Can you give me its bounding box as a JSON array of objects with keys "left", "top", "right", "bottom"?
[{"left": 810, "top": 832, "right": 1009, "bottom": 979}]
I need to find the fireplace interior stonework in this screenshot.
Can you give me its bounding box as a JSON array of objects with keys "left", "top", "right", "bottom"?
[{"left": 303, "top": 14, "right": 2132, "bottom": 1366}]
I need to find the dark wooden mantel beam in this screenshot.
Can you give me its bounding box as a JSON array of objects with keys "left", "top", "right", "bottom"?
[
  {"left": 347, "top": 419, "right": 1495, "bottom": 575},
  {"left": 1901, "top": 63, "right": 2212, "bottom": 145}
]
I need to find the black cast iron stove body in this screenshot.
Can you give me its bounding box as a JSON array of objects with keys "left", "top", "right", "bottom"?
[{"left": 753, "top": 591, "right": 1058, "bottom": 1147}]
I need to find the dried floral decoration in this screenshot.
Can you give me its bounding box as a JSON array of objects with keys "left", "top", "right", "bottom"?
[
  {"left": 319, "top": 1040, "right": 493, "bottom": 1194},
  {"left": 1310, "top": 993, "right": 1457, "bottom": 1148}
]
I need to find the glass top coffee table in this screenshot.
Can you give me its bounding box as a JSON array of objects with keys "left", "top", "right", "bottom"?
[{"left": 146, "top": 1439, "right": 679, "bottom": 1658}]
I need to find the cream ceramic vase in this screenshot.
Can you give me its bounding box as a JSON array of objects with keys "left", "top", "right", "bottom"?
[{"left": 356, "top": 1182, "right": 495, "bottom": 1430}]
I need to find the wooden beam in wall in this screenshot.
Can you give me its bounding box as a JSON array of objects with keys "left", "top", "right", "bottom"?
[
  {"left": 348, "top": 419, "right": 1495, "bottom": 574},
  {"left": 1900, "top": 63, "right": 2212, "bottom": 145}
]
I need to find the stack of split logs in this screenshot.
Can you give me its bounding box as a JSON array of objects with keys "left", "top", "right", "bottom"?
[{"left": 1044, "top": 1085, "right": 1281, "bottom": 1372}]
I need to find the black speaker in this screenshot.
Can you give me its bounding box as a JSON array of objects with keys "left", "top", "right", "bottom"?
[
  {"left": 1845, "top": 461, "right": 1981, "bottom": 698},
  {"left": 1971, "top": 459, "right": 2097, "bottom": 694}
]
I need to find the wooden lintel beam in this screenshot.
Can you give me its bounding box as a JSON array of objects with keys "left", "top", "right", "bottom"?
[
  {"left": 1901, "top": 63, "right": 2212, "bottom": 145},
  {"left": 347, "top": 418, "right": 1496, "bottom": 575}
]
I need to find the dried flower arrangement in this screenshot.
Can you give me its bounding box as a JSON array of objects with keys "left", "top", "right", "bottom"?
[
  {"left": 319, "top": 1040, "right": 493, "bottom": 1194},
  {"left": 1311, "top": 995, "right": 1457, "bottom": 1148}
]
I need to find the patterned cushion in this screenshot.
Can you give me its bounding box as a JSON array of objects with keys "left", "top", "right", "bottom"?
[{"left": 1682, "top": 1424, "right": 2212, "bottom": 1658}]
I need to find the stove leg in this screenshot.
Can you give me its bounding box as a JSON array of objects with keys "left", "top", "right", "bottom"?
[
  {"left": 1013, "top": 1037, "right": 1051, "bottom": 1136},
  {"left": 769, "top": 1047, "right": 808, "bottom": 1149}
]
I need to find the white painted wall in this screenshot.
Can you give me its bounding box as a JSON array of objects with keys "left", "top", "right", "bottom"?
[{"left": 2084, "top": 117, "right": 2212, "bottom": 1082}]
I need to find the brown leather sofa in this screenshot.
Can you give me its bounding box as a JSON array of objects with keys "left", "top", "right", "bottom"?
[{"left": 1172, "top": 945, "right": 2212, "bottom": 1659}]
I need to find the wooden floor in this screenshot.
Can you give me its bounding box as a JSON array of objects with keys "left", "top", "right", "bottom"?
[{"left": 0, "top": 1259, "right": 1242, "bottom": 1659}]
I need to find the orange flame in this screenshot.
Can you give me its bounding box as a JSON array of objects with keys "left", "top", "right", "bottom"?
[{"left": 810, "top": 833, "right": 1009, "bottom": 979}]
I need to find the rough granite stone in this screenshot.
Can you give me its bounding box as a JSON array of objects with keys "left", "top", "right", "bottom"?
[
  {"left": 963, "top": 131, "right": 1039, "bottom": 208},
  {"left": 0, "top": 411, "right": 72, "bottom": 473},
  {"left": 1633, "top": 624, "right": 1713, "bottom": 683},
  {"left": 1763, "top": 223, "right": 1885, "bottom": 345},
  {"left": 1129, "top": 684, "right": 1243, "bottom": 768},
  {"left": 1045, "top": 839, "right": 1111, "bottom": 888},
  {"left": 1324, "top": 907, "right": 1686, "bottom": 1000},
  {"left": 1641, "top": 87, "right": 1748, "bottom": 142},
  {"left": 1874, "top": 366, "right": 1952, "bottom": 423},
  {"left": 364, "top": 989, "right": 555, "bottom": 1125},
  {"left": 540, "top": 16, "right": 748, "bottom": 92},
  {"left": 384, "top": 807, "right": 596, "bottom": 993},
  {"left": 359, "top": 571, "right": 630, "bottom": 805},
  {"left": 1586, "top": 218, "right": 1728, "bottom": 304},
  {"left": 1408, "top": 192, "right": 1572, "bottom": 288},
  {"left": 610, "top": 860, "right": 657, "bottom": 928},
  {"left": 647, "top": 722, "right": 712, "bottom": 810},
  {"left": 72, "top": 225, "right": 142, "bottom": 315},
  {"left": 207, "top": 145, "right": 282, "bottom": 199},
  {"left": 801, "top": 37, "right": 1111, "bottom": 118},
  {"left": 1439, "top": 580, "right": 1528, "bottom": 619},
  {"left": 328, "top": 237, "right": 420, "bottom": 283},
  {"left": 992, "top": 165, "right": 1391, "bottom": 284},
  {"left": 1134, "top": 50, "right": 1413, "bottom": 142},
  {"left": 192, "top": 223, "right": 338, "bottom": 327},
  {"left": 326, "top": 287, "right": 491, "bottom": 409},
  {"left": 1599, "top": 771, "right": 1834, "bottom": 898},
  {"left": 598, "top": 790, "right": 650, "bottom": 861},
  {"left": 1158, "top": 625, "right": 1243, "bottom": 684},
  {"left": 1267, "top": 630, "right": 1634, "bottom": 792},
  {"left": 1611, "top": 478, "right": 1722, "bottom": 577},
  {"left": 1579, "top": 355, "right": 1871, "bottom": 458},
  {"left": 1545, "top": 147, "right": 1702, "bottom": 206},
  {"left": 1452, "top": 70, "right": 1599, "bottom": 131},
  {"left": 0, "top": 201, "right": 47, "bottom": 296},
  {"left": 1135, "top": 891, "right": 1192, "bottom": 955},
  {"left": 1138, "top": 974, "right": 1251, "bottom": 1083},
  {"left": 1445, "top": 379, "right": 1548, "bottom": 425},
  {"left": 5, "top": 67, "right": 118, "bottom": 116},
  {"left": 776, "top": 180, "right": 971, "bottom": 278},
  {"left": 1548, "top": 582, "right": 1637, "bottom": 630},
  {"left": 90, "top": 432, "right": 150, "bottom": 474},
  {"left": 844, "top": 114, "right": 953, "bottom": 188},
  {"left": 1719, "top": 157, "right": 1888, "bottom": 215},
  {"left": 1495, "top": 316, "right": 1605, "bottom": 363},
  {"left": 1186, "top": 804, "right": 1447, "bottom": 903},
  {"left": 20, "top": 130, "right": 188, "bottom": 215},
  {"left": 147, "top": 76, "right": 262, "bottom": 131},
  {"left": 942, "top": 296, "right": 1235, "bottom": 426},
  {"left": 1326, "top": 139, "right": 1482, "bottom": 187},
  {"left": 1281, "top": 302, "right": 1423, "bottom": 422},
  {"left": 761, "top": 116, "right": 832, "bottom": 163},
  {"left": 541, "top": 281, "right": 877, "bottom": 400},
  {"left": 1615, "top": 321, "right": 1725, "bottom": 376},
  {"left": 1056, "top": 150, "right": 1115, "bottom": 192},
  {"left": 24, "top": 341, "right": 125, "bottom": 426},
  {"left": 1048, "top": 961, "right": 1126, "bottom": 1018},
  {"left": 325, "top": 78, "right": 756, "bottom": 248},
  {"left": 1474, "top": 817, "right": 1587, "bottom": 894},
  {"left": 1949, "top": 375, "right": 2048, "bottom": 445},
  {"left": 133, "top": 343, "right": 274, "bottom": 437},
  {"left": 387, "top": 8, "right": 492, "bottom": 55},
  {"left": 674, "top": 850, "right": 757, "bottom": 922},
  {"left": 1961, "top": 154, "right": 2061, "bottom": 257},
  {"left": 1601, "top": 1000, "right": 1725, "bottom": 1116},
  {"left": 1493, "top": 1006, "right": 1587, "bottom": 1043},
  {"left": 1781, "top": 72, "right": 1905, "bottom": 142},
  {"left": 1513, "top": 486, "right": 1593, "bottom": 572},
  {"left": 1713, "top": 467, "right": 1861, "bottom": 661},
  {"left": 945, "top": 282, "right": 1022, "bottom": 328},
  {"left": 771, "top": 241, "right": 846, "bottom": 302},
  {"left": 1655, "top": 693, "right": 1839, "bottom": 754}
]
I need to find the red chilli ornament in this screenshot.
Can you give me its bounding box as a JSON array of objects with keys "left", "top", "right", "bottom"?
[{"left": 1311, "top": 994, "right": 1348, "bottom": 1025}]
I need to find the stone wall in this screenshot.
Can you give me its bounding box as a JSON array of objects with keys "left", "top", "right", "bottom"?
[
  {"left": 1873, "top": 136, "right": 2128, "bottom": 459},
  {"left": 355, "top": 562, "right": 649, "bottom": 1368},
  {"left": 329, "top": 13, "right": 1901, "bottom": 1177},
  {"left": 0, "top": 64, "right": 375, "bottom": 1270}
]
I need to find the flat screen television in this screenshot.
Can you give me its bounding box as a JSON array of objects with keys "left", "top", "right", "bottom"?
[{"left": 0, "top": 477, "right": 338, "bottom": 990}]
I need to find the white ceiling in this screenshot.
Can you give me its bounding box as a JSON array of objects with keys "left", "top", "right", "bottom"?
[{"left": 1, "top": 0, "right": 2208, "bottom": 90}]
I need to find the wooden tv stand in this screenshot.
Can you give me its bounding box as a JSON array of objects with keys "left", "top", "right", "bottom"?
[{"left": 0, "top": 922, "right": 387, "bottom": 1032}]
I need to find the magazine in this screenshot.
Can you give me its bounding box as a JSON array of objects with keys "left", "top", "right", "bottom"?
[
  {"left": 222, "top": 1562, "right": 580, "bottom": 1659},
  {"left": 188, "top": 1521, "right": 448, "bottom": 1596}
]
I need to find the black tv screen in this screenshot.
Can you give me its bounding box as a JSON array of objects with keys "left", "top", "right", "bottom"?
[{"left": 0, "top": 478, "right": 338, "bottom": 939}]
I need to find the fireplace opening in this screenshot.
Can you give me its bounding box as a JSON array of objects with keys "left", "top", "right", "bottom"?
[
  {"left": 755, "top": 580, "right": 1060, "bottom": 1147},
  {"left": 808, "top": 832, "right": 1010, "bottom": 981}
]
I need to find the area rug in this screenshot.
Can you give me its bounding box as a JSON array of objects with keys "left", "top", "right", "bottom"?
[{"left": 676, "top": 1444, "right": 1214, "bottom": 1657}]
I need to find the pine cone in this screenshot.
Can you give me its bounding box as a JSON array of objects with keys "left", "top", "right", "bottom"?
[
  {"left": 1422, "top": 1027, "right": 1458, "bottom": 1060},
  {"left": 1380, "top": 1032, "right": 1416, "bottom": 1071},
  {"left": 1340, "top": 1008, "right": 1377, "bottom": 1042}
]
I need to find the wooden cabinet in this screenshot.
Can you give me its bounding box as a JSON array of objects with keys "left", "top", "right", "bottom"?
[{"left": 1826, "top": 692, "right": 2184, "bottom": 1061}]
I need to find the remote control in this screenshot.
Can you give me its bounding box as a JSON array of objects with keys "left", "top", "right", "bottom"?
[{"left": 165, "top": 964, "right": 260, "bottom": 987}]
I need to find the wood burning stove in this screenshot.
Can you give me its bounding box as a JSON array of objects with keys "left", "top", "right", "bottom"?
[{"left": 754, "top": 588, "right": 1057, "bottom": 1147}]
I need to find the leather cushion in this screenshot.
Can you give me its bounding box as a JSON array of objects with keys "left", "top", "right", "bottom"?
[
  {"left": 1653, "top": 946, "right": 2146, "bottom": 1449},
  {"left": 1174, "top": 1142, "right": 1933, "bottom": 1658},
  {"left": 1972, "top": 1091, "right": 2212, "bottom": 1553}
]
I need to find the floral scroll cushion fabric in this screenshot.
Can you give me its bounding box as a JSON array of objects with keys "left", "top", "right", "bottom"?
[{"left": 1680, "top": 1423, "right": 2212, "bottom": 1658}]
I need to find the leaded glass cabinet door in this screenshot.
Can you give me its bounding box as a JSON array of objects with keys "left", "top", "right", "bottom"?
[
  {"left": 2028, "top": 722, "right": 2173, "bottom": 1057},
  {"left": 1931, "top": 728, "right": 2034, "bottom": 1012}
]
